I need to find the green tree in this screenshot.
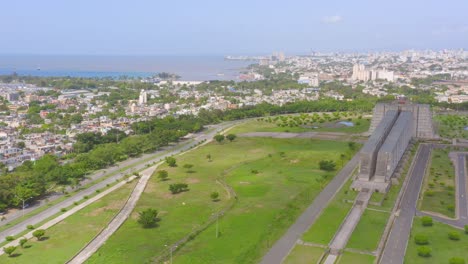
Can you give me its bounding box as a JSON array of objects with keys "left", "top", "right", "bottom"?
[
  {"left": 319, "top": 160, "right": 336, "bottom": 171},
  {"left": 183, "top": 164, "right": 194, "bottom": 173},
  {"left": 157, "top": 170, "right": 169, "bottom": 181},
  {"left": 417, "top": 246, "right": 432, "bottom": 257},
  {"left": 206, "top": 154, "right": 212, "bottom": 162},
  {"left": 464, "top": 225, "right": 468, "bottom": 234},
  {"left": 165, "top": 157, "right": 177, "bottom": 167},
  {"left": 226, "top": 134, "right": 237, "bottom": 142},
  {"left": 210, "top": 191, "right": 219, "bottom": 201},
  {"left": 421, "top": 216, "right": 433, "bottom": 226},
  {"left": 448, "top": 231, "right": 461, "bottom": 240},
  {"left": 214, "top": 134, "right": 225, "bottom": 143},
  {"left": 414, "top": 234, "right": 429, "bottom": 245},
  {"left": 3, "top": 246, "right": 16, "bottom": 257},
  {"left": 137, "top": 208, "right": 159, "bottom": 228},
  {"left": 32, "top": 229, "right": 46, "bottom": 241},
  {"left": 169, "top": 183, "right": 189, "bottom": 194},
  {"left": 19, "top": 238, "right": 27, "bottom": 248}
]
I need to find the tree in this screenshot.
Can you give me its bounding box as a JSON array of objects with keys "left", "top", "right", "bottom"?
[
  {"left": 210, "top": 191, "right": 219, "bottom": 201},
  {"left": 169, "top": 183, "right": 189, "bottom": 194},
  {"left": 3, "top": 246, "right": 16, "bottom": 257},
  {"left": 138, "top": 208, "right": 159, "bottom": 228},
  {"left": 340, "top": 153, "right": 346, "bottom": 168},
  {"left": 157, "top": 170, "right": 169, "bottom": 181},
  {"left": 183, "top": 164, "right": 194, "bottom": 173},
  {"left": 165, "top": 157, "right": 177, "bottom": 167},
  {"left": 214, "top": 134, "right": 225, "bottom": 143},
  {"left": 417, "top": 246, "right": 432, "bottom": 257},
  {"left": 348, "top": 142, "right": 357, "bottom": 151},
  {"left": 226, "top": 134, "right": 237, "bottom": 142},
  {"left": 16, "top": 141, "right": 26, "bottom": 149},
  {"left": 448, "top": 231, "right": 461, "bottom": 240},
  {"left": 206, "top": 154, "right": 212, "bottom": 162},
  {"left": 450, "top": 257, "right": 466, "bottom": 264},
  {"left": 464, "top": 225, "right": 468, "bottom": 234},
  {"left": 319, "top": 160, "right": 336, "bottom": 171},
  {"left": 32, "top": 229, "right": 46, "bottom": 241},
  {"left": 414, "top": 234, "right": 429, "bottom": 245},
  {"left": 421, "top": 216, "right": 433, "bottom": 226},
  {"left": 19, "top": 238, "right": 27, "bottom": 248}
]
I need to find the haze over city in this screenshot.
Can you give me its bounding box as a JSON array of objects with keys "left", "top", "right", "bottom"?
[{"left": 1, "top": 0, "right": 467, "bottom": 55}]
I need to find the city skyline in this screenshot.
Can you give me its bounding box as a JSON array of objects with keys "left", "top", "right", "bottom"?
[{"left": 1, "top": 0, "right": 467, "bottom": 55}]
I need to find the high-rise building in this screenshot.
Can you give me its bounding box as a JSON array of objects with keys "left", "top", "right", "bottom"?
[
  {"left": 138, "top": 89, "right": 147, "bottom": 105},
  {"left": 351, "top": 64, "right": 394, "bottom": 82}
]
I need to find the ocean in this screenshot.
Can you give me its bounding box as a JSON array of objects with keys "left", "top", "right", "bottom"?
[{"left": 0, "top": 55, "right": 253, "bottom": 81}]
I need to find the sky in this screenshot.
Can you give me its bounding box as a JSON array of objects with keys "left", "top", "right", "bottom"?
[{"left": 1, "top": 0, "right": 467, "bottom": 55}]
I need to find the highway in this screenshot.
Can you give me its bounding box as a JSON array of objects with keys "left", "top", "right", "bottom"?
[
  {"left": 0, "top": 121, "right": 236, "bottom": 242},
  {"left": 379, "top": 144, "right": 431, "bottom": 264},
  {"left": 260, "top": 154, "right": 360, "bottom": 264}
]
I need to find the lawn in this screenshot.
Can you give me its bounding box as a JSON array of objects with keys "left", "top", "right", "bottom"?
[
  {"left": 420, "top": 148, "right": 456, "bottom": 218},
  {"left": 301, "top": 178, "right": 358, "bottom": 245},
  {"left": 0, "top": 181, "right": 135, "bottom": 264},
  {"left": 283, "top": 244, "right": 325, "bottom": 264},
  {"left": 346, "top": 209, "right": 390, "bottom": 251},
  {"left": 229, "top": 113, "right": 370, "bottom": 135},
  {"left": 87, "top": 137, "right": 354, "bottom": 264},
  {"left": 337, "top": 251, "right": 375, "bottom": 264},
  {"left": 405, "top": 217, "right": 468, "bottom": 264},
  {"left": 435, "top": 114, "right": 468, "bottom": 139}
]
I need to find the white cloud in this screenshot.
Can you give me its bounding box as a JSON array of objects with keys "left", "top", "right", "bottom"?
[{"left": 322, "top": 15, "right": 343, "bottom": 24}]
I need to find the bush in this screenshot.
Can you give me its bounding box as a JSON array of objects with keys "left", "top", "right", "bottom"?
[
  {"left": 448, "top": 231, "right": 461, "bottom": 240},
  {"left": 414, "top": 234, "right": 429, "bottom": 245},
  {"left": 27, "top": 225, "right": 35, "bottom": 230},
  {"left": 5, "top": 236, "right": 14, "bottom": 242},
  {"left": 169, "top": 183, "right": 189, "bottom": 194},
  {"left": 137, "top": 208, "right": 159, "bottom": 228},
  {"left": 425, "top": 191, "right": 434, "bottom": 197},
  {"left": 61, "top": 208, "right": 67, "bottom": 212},
  {"left": 319, "top": 160, "right": 336, "bottom": 171},
  {"left": 421, "top": 216, "right": 433, "bottom": 227},
  {"left": 449, "top": 257, "right": 466, "bottom": 264},
  {"left": 417, "top": 246, "right": 432, "bottom": 257},
  {"left": 464, "top": 225, "right": 468, "bottom": 234},
  {"left": 448, "top": 205, "right": 455, "bottom": 212}
]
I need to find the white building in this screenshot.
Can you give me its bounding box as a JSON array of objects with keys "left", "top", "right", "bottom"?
[
  {"left": 351, "top": 64, "right": 394, "bottom": 82},
  {"left": 138, "top": 89, "right": 147, "bottom": 105}
]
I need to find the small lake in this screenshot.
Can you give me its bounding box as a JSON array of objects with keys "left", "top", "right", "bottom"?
[{"left": 338, "top": 121, "right": 354, "bottom": 127}]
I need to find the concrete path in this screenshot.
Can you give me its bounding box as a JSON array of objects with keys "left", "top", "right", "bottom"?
[
  {"left": 0, "top": 175, "right": 138, "bottom": 256},
  {"left": 67, "top": 164, "right": 158, "bottom": 263},
  {"left": 239, "top": 132, "right": 366, "bottom": 142},
  {"left": 379, "top": 144, "right": 431, "bottom": 264},
  {"left": 260, "top": 154, "right": 360, "bottom": 264}
]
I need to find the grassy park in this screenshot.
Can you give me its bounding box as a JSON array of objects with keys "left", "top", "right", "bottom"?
[
  {"left": 405, "top": 217, "right": 468, "bottom": 264},
  {"left": 419, "top": 148, "right": 456, "bottom": 218},
  {"left": 0, "top": 181, "right": 135, "bottom": 263},
  {"left": 229, "top": 113, "right": 370, "bottom": 134},
  {"left": 337, "top": 251, "right": 375, "bottom": 264},
  {"left": 87, "top": 137, "right": 355, "bottom": 264},
  {"left": 282, "top": 244, "right": 325, "bottom": 264},
  {"left": 346, "top": 209, "right": 390, "bottom": 251},
  {"left": 301, "top": 178, "right": 358, "bottom": 245},
  {"left": 435, "top": 114, "right": 468, "bottom": 139}
]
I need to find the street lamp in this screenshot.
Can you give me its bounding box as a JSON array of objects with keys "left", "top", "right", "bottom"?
[{"left": 15, "top": 196, "right": 32, "bottom": 218}]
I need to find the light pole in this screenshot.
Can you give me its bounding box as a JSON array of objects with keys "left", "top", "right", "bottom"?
[{"left": 16, "top": 196, "right": 32, "bottom": 218}]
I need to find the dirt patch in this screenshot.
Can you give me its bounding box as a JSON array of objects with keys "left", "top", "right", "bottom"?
[
  {"left": 162, "top": 193, "right": 174, "bottom": 199},
  {"left": 239, "top": 181, "right": 251, "bottom": 185},
  {"left": 186, "top": 178, "right": 200, "bottom": 184},
  {"left": 290, "top": 159, "right": 300, "bottom": 164}
]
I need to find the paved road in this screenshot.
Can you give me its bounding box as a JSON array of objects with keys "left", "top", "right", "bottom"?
[
  {"left": 260, "top": 154, "right": 360, "bottom": 264},
  {"left": 380, "top": 144, "right": 431, "bottom": 264},
  {"left": 68, "top": 165, "right": 157, "bottom": 263},
  {"left": 0, "top": 121, "right": 236, "bottom": 242}
]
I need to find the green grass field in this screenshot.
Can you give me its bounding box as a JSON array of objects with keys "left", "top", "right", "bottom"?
[
  {"left": 337, "top": 251, "right": 375, "bottom": 264},
  {"left": 405, "top": 217, "right": 468, "bottom": 264},
  {"left": 435, "top": 114, "right": 468, "bottom": 139},
  {"left": 229, "top": 113, "right": 370, "bottom": 135},
  {"left": 0, "top": 181, "right": 135, "bottom": 264},
  {"left": 301, "top": 178, "right": 358, "bottom": 245},
  {"left": 87, "top": 137, "right": 354, "bottom": 264},
  {"left": 346, "top": 209, "right": 390, "bottom": 251},
  {"left": 282, "top": 244, "right": 325, "bottom": 264},
  {"left": 420, "top": 148, "right": 456, "bottom": 218}
]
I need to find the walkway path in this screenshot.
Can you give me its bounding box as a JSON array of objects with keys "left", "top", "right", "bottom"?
[
  {"left": 239, "top": 131, "right": 366, "bottom": 142},
  {"left": 260, "top": 154, "right": 360, "bottom": 264},
  {"left": 67, "top": 164, "right": 158, "bottom": 263}
]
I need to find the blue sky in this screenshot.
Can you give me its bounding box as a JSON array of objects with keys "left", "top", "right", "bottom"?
[{"left": 2, "top": 0, "right": 467, "bottom": 55}]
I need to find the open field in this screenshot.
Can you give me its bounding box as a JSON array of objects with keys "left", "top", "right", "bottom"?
[
  {"left": 88, "top": 137, "right": 354, "bottom": 264},
  {"left": 435, "top": 114, "right": 468, "bottom": 139},
  {"left": 229, "top": 113, "right": 370, "bottom": 135},
  {"left": 0, "top": 181, "right": 135, "bottom": 263},
  {"left": 301, "top": 178, "right": 358, "bottom": 245},
  {"left": 282, "top": 244, "right": 325, "bottom": 264},
  {"left": 405, "top": 217, "right": 468, "bottom": 264},
  {"left": 337, "top": 251, "right": 375, "bottom": 264},
  {"left": 419, "top": 148, "right": 456, "bottom": 218},
  {"left": 346, "top": 209, "right": 390, "bottom": 251}
]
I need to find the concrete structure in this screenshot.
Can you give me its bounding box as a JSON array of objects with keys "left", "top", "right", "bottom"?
[
  {"left": 374, "top": 112, "right": 413, "bottom": 183},
  {"left": 351, "top": 64, "right": 395, "bottom": 82},
  {"left": 358, "top": 110, "right": 398, "bottom": 181},
  {"left": 369, "top": 102, "right": 434, "bottom": 139},
  {"left": 138, "top": 89, "right": 147, "bottom": 105}
]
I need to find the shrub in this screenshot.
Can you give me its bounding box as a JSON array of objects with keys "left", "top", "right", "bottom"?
[
  {"left": 464, "top": 225, "right": 468, "bottom": 234},
  {"left": 319, "top": 160, "right": 336, "bottom": 171},
  {"left": 417, "top": 246, "right": 432, "bottom": 257},
  {"left": 138, "top": 208, "right": 159, "bottom": 228},
  {"left": 414, "top": 234, "right": 429, "bottom": 245},
  {"left": 61, "top": 208, "right": 67, "bottom": 212},
  {"left": 449, "top": 257, "right": 466, "bottom": 264},
  {"left": 169, "top": 183, "right": 189, "bottom": 194},
  {"left": 32, "top": 229, "right": 46, "bottom": 241},
  {"left": 5, "top": 236, "right": 14, "bottom": 242},
  {"left": 425, "top": 191, "right": 434, "bottom": 197},
  {"left": 448, "top": 205, "right": 455, "bottom": 212},
  {"left": 27, "top": 225, "right": 35, "bottom": 230},
  {"left": 448, "top": 231, "right": 461, "bottom": 240},
  {"left": 421, "top": 216, "right": 433, "bottom": 227}
]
